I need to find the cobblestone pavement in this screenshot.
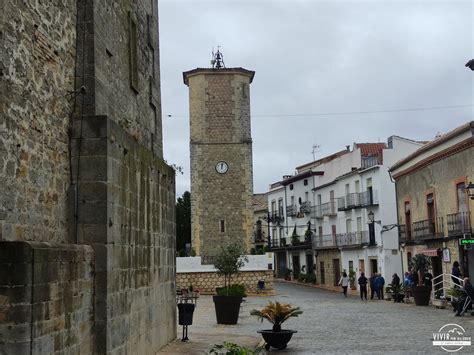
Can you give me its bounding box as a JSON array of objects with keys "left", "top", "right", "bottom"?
[{"left": 159, "top": 281, "right": 474, "bottom": 354}]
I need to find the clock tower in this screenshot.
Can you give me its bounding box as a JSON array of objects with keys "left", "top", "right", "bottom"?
[{"left": 183, "top": 52, "right": 254, "bottom": 263}]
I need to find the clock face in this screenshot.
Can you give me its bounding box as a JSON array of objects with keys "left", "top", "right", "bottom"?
[{"left": 215, "top": 161, "right": 229, "bottom": 174}]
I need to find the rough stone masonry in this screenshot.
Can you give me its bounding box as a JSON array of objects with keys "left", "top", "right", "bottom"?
[{"left": 1, "top": 1, "right": 176, "bottom": 354}]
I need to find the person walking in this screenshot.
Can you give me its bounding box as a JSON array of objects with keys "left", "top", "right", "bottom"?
[
  {"left": 358, "top": 272, "right": 368, "bottom": 301},
  {"left": 339, "top": 271, "right": 350, "bottom": 297},
  {"left": 369, "top": 273, "right": 376, "bottom": 300},
  {"left": 452, "top": 261, "right": 462, "bottom": 286},
  {"left": 375, "top": 273, "right": 385, "bottom": 300}
]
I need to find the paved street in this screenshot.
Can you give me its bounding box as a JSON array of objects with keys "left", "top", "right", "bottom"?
[{"left": 160, "top": 281, "right": 474, "bottom": 354}]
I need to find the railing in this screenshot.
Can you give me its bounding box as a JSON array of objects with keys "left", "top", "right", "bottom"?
[
  {"left": 286, "top": 205, "right": 298, "bottom": 217},
  {"left": 268, "top": 212, "right": 284, "bottom": 224},
  {"left": 398, "top": 224, "right": 412, "bottom": 243},
  {"left": 300, "top": 201, "right": 311, "bottom": 214},
  {"left": 361, "top": 156, "right": 379, "bottom": 169},
  {"left": 337, "top": 190, "right": 378, "bottom": 210},
  {"left": 290, "top": 235, "right": 312, "bottom": 248},
  {"left": 269, "top": 238, "right": 288, "bottom": 249},
  {"left": 336, "top": 231, "right": 369, "bottom": 247},
  {"left": 321, "top": 200, "right": 337, "bottom": 216},
  {"left": 254, "top": 229, "right": 265, "bottom": 243},
  {"left": 447, "top": 211, "right": 471, "bottom": 236},
  {"left": 431, "top": 273, "right": 464, "bottom": 301},
  {"left": 312, "top": 234, "right": 337, "bottom": 249},
  {"left": 360, "top": 190, "right": 378, "bottom": 206},
  {"left": 312, "top": 204, "right": 323, "bottom": 219},
  {"left": 412, "top": 217, "right": 444, "bottom": 240}
]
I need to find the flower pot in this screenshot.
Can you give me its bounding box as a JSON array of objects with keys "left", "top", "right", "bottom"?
[
  {"left": 212, "top": 295, "right": 242, "bottom": 324},
  {"left": 257, "top": 329, "right": 297, "bottom": 350},
  {"left": 433, "top": 298, "right": 447, "bottom": 309},
  {"left": 411, "top": 285, "right": 432, "bottom": 306}
]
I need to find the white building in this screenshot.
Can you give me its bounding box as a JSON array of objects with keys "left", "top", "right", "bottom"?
[{"left": 267, "top": 136, "right": 424, "bottom": 285}]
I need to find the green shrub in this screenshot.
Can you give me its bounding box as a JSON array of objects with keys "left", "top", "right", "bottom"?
[
  {"left": 216, "top": 284, "right": 246, "bottom": 297},
  {"left": 209, "top": 341, "right": 264, "bottom": 354}
]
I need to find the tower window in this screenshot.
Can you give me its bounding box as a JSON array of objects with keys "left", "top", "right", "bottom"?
[
  {"left": 304, "top": 179, "right": 308, "bottom": 186},
  {"left": 289, "top": 184, "right": 294, "bottom": 190},
  {"left": 219, "top": 220, "right": 225, "bottom": 233}
]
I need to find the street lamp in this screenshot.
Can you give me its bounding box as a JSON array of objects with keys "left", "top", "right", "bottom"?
[
  {"left": 466, "top": 59, "right": 474, "bottom": 71},
  {"left": 466, "top": 182, "right": 474, "bottom": 200}
]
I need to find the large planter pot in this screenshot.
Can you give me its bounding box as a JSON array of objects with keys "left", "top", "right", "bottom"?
[
  {"left": 411, "top": 285, "right": 432, "bottom": 306},
  {"left": 257, "top": 330, "right": 297, "bottom": 350},
  {"left": 212, "top": 295, "right": 243, "bottom": 324},
  {"left": 433, "top": 298, "right": 448, "bottom": 309}
]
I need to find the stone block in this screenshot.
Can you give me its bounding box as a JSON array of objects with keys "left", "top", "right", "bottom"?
[{"left": 0, "top": 242, "right": 32, "bottom": 263}]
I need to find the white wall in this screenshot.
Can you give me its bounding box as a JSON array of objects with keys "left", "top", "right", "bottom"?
[{"left": 176, "top": 253, "right": 274, "bottom": 273}]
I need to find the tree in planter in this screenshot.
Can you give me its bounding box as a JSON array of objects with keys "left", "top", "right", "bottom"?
[
  {"left": 291, "top": 225, "right": 299, "bottom": 246},
  {"left": 409, "top": 254, "right": 431, "bottom": 286},
  {"left": 213, "top": 242, "right": 249, "bottom": 296},
  {"left": 348, "top": 270, "right": 356, "bottom": 289}
]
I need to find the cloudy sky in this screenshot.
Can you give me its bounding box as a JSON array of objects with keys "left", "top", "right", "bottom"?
[{"left": 159, "top": 0, "right": 473, "bottom": 198}]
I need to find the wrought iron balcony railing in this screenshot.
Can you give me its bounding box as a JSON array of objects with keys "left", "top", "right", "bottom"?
[
  {"left": 447, "top": 211, "right": 471, "bottom": 236},
  {"left": 312, "top": 204, "right": 323, "bottom": 219},
  {"left": 286, "top": 205, "right": 298, "bottom": 217},
  {"left": 312, "top": 234, "right": 337, "bottom": 249},
  {"left": 338, "top": 190, "right": 378, "bottom": 210},
  {"left": 411, "top": 217, "right": 444, "bottom": 240},
  {"left": 300, "top": 201, "right": 312, "bottom": 214},
  {"left": 335, "top": 231, "right": 369, "bottom": 247}
]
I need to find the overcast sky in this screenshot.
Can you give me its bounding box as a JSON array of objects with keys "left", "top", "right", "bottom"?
[{"left": 159, "top": 0, "right": 473, "bottom": 198}]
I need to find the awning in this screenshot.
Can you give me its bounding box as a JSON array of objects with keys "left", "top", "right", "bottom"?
[{"left": 421, "top": 248, "right": 439, "bottom": 257}]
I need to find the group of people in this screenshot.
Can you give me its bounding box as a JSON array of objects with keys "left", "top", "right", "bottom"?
[{"left": 338, "top": 271, "right": 386, "bottom": 301}]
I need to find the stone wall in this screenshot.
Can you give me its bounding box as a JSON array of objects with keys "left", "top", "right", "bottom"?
[
  {"left": 72, "top": 115, "right": 176, "bottom": 354},
  {"left": 315, "top": 249, "right": 342, "bottom": 286},
  {"left": 0, "top": 242, "right": 94, "bottom": 354},
  {"left": 176, "top": 270, "right": 274, "bottom": 295},
  {"left": 1, "top": 0, "right": 76, "bottom": 243},
  {"left": 1, "top": 1, "right": 176, "bottom": 354},
  {"left": 185, "top": 70, "right": 255, "bottom": 261}
]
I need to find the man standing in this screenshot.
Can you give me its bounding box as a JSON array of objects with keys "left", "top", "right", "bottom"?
[
  {"left": 369, "top": 273, "right": 376, "bottom": 300},
  {"left": 455, "top": 277, "right": 473, "bottom": 316},
  {"left": 375, "top": 273, "right": 385, "bottom": 300},
  {"left": 358, "top": 272, "right": 368, "bottom": 301}
]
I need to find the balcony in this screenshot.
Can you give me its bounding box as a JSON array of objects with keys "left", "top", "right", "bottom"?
[
  {"left": 253, "top": 230, "right": 265, "bottom": 244},
  {"left": 312, "top": 234, "right": 338, "bottom": 249},
  {"left": 269, "top": 238, "right": 287, "bottom": 250},
  {"left": 411, "top": 217, "right": 444, "bottom": 241},
  {"left": 268, "top": 236, "right": 312, "bottom": 251},
  {"left": 336, "top": 231, "right": 370, "bottom": 248},
  {"left": 447, "top": 211, "right": 471, "bottom": 236},
  {"left": 286, "top": 205, "right": 298, "bottom": 217},
  {"left": 338, "top": 190, "right": 378, "bottom": 211},
  {"left": 268, "top": 212, "right": 284, "bottom": 224},
  {"left": 321, "top": 200, "right": 337, "bottom": 216},
  {"left": 312, "top": 204, "right": 323, "bottom": 219},
  {"left": 360, "top": 190, "right": 378, "bottom": 207},
  {"left": 398, "top": 224, "right": 413, "bottom": 244},
  {"left": 300, "top": 201, "right": 312, "bottom": 214}
]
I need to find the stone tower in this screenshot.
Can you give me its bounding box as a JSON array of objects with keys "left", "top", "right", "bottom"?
[{"left": 183, "top": 61, "right": 255, "bottom": 262}]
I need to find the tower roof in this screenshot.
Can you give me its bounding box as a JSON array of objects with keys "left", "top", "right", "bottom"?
[{"left": 183, "top": 67, "right": 255, "bottom": 86}]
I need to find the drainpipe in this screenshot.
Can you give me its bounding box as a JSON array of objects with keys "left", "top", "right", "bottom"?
[{"left": 389, "top": 170, "right": 404, "bottom": 277}]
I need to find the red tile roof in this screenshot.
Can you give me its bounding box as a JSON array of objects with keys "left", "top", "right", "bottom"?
[{"left": 355, "top": 143, "right": 387, "bottom": 157}]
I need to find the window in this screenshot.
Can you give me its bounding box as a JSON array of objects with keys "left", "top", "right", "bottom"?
[
  {"left": 219, "top": 220, "right": 225, "bottom": 233},
  {"left": 272, "top": 228, "right": 277, "bottom": 239},
  {"left": 278, "top": 199, "right": 284, "bottom": 216},
  {"left": 271, "top": 200, "right": 276, "bottom": 215},
  {"left": 346, "top": 219, "right": 352, "bottom": 233},
  {"left": 355, "top": 180, "right": 360, "bottom": 193},
  {"left": 279, "top": 227, "right": 284, "bottom": 238},
  {"left": 318, "top": 226, "right": 323, "bottom": 237},
  {"left": 304, "top": 179, "right": 308, "bottom": 186},
  {"left": 317, "top": 194, "right": 322, "bottom": 205},
  {"left": 345, "top": 184, "right": 350, "bottom": 194},
  {"left": 457, "top": 183, "right": 467, "bottom": 212},
  {"left": 357, "top": 217, "right": 362, "bottom": 233},
  {"left": 305, "top": 191, "right": 309, "bottom": 202},
  {"left": 426, "top": 193, "right": 435, "bottom": 233},
  {"left": 290, "top": 184, "right": 294, "bottom": 190}
]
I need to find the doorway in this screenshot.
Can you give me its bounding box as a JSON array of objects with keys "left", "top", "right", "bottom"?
[
  {"left": 333, "top": 259, "right": 341, "bottom": 286},
  {"left": 431, "top": 256, "right": 442, "bottom": 289},
  {"left": 370, "top": 259, "right": 378, "bottom": 275},
  {"left": 320, "top": 262, "right": 325, "bottom": 285},
  {"left": 277, "top": 252, "right": 287, "bottom": 278},
  {"left": 306, "top": 253, "right": 314, "bottom": 275},
  {"left": 292, "top": 254, "right": 300, "bottom": 279}
]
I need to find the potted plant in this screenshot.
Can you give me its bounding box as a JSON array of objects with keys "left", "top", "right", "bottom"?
[
  {"left": 386, "top": 284, "right": 405, "bottom": 303},
  {"left": 409, "top": 254, "right": 432, "bottom": 306},
  {"left": 213, "top": 242, "right": 249, "bottom": 324},
  {"left": 209, "top": 341, "right": 263, "bottom": 354},
  {"left": 432, "top": 289, "right": 447, "bottom": 309},
  {"left": 349, "top": 270, "right": 356, "bottom": 290},
  {"left": 250, "top": 301, "right": 302, "bottom": 350},
  {"left": 284, "top": 268, "right": 293, "bottom": 281}
]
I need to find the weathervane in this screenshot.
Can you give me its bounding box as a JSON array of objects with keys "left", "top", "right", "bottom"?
[{"left": 211, "top": 46, "right": 225, "bottom": 69}]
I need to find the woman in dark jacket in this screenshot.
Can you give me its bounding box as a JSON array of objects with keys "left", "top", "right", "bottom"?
[{"left": 452, "top": 261, "right": 461, "bottom": 286}]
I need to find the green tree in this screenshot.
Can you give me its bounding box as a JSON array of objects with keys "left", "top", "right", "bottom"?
[{"left": 176, "top": 191, "right": 191, "bottom": 254}]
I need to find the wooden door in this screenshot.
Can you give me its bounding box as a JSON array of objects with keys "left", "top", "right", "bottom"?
[{"left": 333, "top": 259, "right": 341, "bottom": 286}]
